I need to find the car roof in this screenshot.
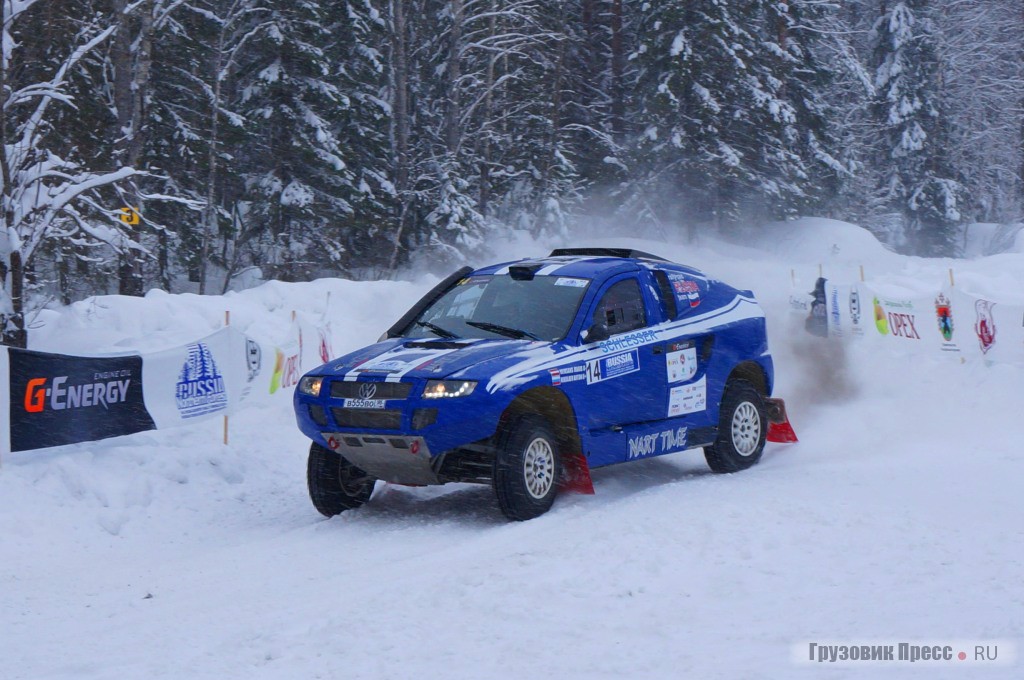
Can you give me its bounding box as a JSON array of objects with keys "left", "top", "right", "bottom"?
[{"left": 472, "top": 250, "right": 706, "bottom": 281}]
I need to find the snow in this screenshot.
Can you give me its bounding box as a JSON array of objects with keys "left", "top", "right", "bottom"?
[{"left": 2, "top": 218, "right": 1023, "bottom": 679}]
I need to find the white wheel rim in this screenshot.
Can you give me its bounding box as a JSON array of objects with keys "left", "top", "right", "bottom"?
[
  {"left": 731, "top": 401, "right": 761, "bottom": 457},
  {"left": 523, "top": 437, "right": 555, "bottom": 499}
]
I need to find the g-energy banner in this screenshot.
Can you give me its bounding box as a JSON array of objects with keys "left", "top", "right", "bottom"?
[{"left": 8, "top": 349, "right": 155, "bottom": 453}]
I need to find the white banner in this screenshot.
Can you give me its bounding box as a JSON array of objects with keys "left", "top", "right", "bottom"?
[
  {"left": 804, "top": 278, "right": 1024, "bottom": 367},
  {"left": 142, "top": 328, "right": 254, "bottom": 429}
]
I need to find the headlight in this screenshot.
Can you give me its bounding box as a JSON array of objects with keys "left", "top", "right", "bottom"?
[
  {"left": 298, "top": 376, "right": 323, "bottom": 397},
  {"left": 422, "top": 380, "right": 477, "bottom": 399}
]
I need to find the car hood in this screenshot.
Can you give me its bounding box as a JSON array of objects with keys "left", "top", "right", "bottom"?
[{"left": 318, "top": 337, "right": 555, "bottom": 382}]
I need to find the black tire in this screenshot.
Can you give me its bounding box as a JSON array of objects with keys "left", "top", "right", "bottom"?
[
  {"left": 493, "top": 415, "right": 561, "bottom": 521},
  {"left": 704, "top": 380, "right": 767, "bottom": 473},
  {"left": 307, "top": 443, "right": 375, "bottom": 517}
]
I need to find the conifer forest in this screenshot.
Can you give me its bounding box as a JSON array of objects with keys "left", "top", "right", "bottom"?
[{"left": 2, "top": 0, "right": 1022, "bottom": 345}]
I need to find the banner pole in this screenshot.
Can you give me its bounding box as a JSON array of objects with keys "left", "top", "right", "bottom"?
[
  {"left": 859, "top": 264, "right": 865, "bottom": 282},
  {"left": 949, "top": 268, "right": 955, "bottom": 287}
]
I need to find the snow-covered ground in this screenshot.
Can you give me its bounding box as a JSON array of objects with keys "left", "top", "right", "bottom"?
[{"left": 2, "top": 220, "right": 1022, "bottom": 679}]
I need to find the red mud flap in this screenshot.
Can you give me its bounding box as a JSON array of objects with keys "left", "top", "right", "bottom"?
[
  {"left": 559, "top": 451, "right": 595, "bottom": 495},
  {"left": 765, "top": 398, "right": 798, "bottom": 443}
]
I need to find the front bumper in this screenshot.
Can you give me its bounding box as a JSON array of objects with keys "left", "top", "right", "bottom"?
[
  {"left": 322, "top": 433, "right": 438, "bottom": 485},
  {"left": 294, "top": 375, "right": 511, "bottom": 474}
]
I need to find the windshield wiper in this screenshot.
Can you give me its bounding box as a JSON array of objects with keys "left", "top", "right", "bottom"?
[
  {"left": 466, "top": 320, "right": 540, "bottom": 341},
  {"left": 415, "top": 320, "right": 458, "bottom": 339}
]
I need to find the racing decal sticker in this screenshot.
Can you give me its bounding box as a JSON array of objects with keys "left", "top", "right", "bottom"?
[
  {"left": 554, "top": 277, "right": 588, "bottom": 288},
  {"left": 549, "top": 365, "right": 586, "bottom": 386},
  {"left": 628, "top": 426, "right": 688, "bottom": 460},
  {"left": 666, "top": 342, "right": 697, "bottom": 383},
  {"left": 347, "top": 346, "right": 461, "bottom": 382},
  {"left": 586, "top": 350, "right": 639, "bottom": 384},
  {"left": 975, "top": 299, "right": 996, "bottom": 354},
  {"left": 485, "top": 294, "right": 764, "bottom": 393},
  {"left": 668, "top": 376, "right": 706, "bottom": 417},
  {"left": 668, "top": 273, "right": 701, "bottom": 308},
  {"left": 598, "top": 329, "right": 659, "bottom": 354},
  {"left": 176, "top": 342, "right": 228, "bottom": 418}
]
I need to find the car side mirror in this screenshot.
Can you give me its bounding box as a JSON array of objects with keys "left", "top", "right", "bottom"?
[{"left": 582, "top": 322, "right": 610, "bottom": 344}]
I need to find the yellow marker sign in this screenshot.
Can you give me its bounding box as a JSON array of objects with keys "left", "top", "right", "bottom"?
[{"left": 119, "top": 207, "right": 141, "bottom": 225}]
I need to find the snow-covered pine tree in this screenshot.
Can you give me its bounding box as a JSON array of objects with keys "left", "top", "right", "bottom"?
[
  {"left": 753, "top": 0, "right": 847, "bottom": 217},
  {"left": 236, "top": 0, "right": 373, "bottom": 281},
  {"left": 632, "top": 0, "right": 767, "bottom": 232},
  {"left": 632, "top": 0, "right": 844, "bottom": 235},
  {"left": 934, "top": 0, "right": 1023, "bottom": 225},
  {"left": 329, "top": 0, "right": 393, "bottom": 273},
  {"left": 1, "top": 0, "right": 139, "bottom": 346},
  {"left": 870, "top": 0, "right": 964, "bottom": 256}
]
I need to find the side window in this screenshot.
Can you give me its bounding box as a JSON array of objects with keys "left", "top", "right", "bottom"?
[
  {"left": 593, "top": 278, "right": 646, "bottom": 335},
  {"left": 652, "top": 270, "right": 678, "bottom": 321}
]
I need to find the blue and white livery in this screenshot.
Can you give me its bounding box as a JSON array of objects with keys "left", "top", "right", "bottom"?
[{"left": 294, "top": 248, "right": 796, "bottom": 521}]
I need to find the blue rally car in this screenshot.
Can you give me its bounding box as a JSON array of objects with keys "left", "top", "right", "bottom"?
[{"left": 294, "top": 248, "right": 796, "bottom": 520}]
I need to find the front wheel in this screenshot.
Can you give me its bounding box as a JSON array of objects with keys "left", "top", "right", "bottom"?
[
  {"left": 307, "top": 442, "right": 376, "bottom": 517},
  {"left": 493, "top": 415, "right": 561, "bottom": 521},
  {"left": 704, "top": 380, "right": 767, "bottom": 473}
]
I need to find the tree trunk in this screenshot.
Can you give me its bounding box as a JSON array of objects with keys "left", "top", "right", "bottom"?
[
  {"left": 478, "top": 4, "right": 497, "bottom": 215},
  {"left": 445, "top": 0, "right": 463, "bottom": 156},
  {"left": 388, "top": 0, "right": 411, "bottom": 270},
  {"left": 0, "top": 26, "right": 23, "bottom": 347},
  {"left": 609, "top": 0, "right": 626, "bottom": 141},
  {"left": 58, "top": 244, "right": 72, "bottom": 306},
  {"left": 199, "top": 42, "right": 225, "bottom": 295},
  {"left": 3, "top": 251, "right": 27, "bottom": 348},
  {"left": 112, "top": 0, "right": 154, "bottom": 297}
]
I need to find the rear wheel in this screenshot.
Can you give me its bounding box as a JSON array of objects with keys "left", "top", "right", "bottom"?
[
  {"left": 704, "top": 380, "right": 767, "bottom": 473},
  {"left": 307, "top": 442, "right": 376, "bottom": 516},
  {"left": 493, "top": 415, "right": 560, "bottom": 521}
]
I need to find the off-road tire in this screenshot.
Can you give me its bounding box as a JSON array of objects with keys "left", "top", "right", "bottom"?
[
  {"left": 307, "top": 442, "right": 375, "bottom": 516},
  {"left": 493, "top": 415, "right": 561, "bottom": 521},
  {"left": 704, "top": 380, "right": 767, "bottom": 473}
]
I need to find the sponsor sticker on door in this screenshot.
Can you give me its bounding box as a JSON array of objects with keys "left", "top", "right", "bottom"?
[
  {"left": 666, "top": 345, "right": 697, "bottom": 383},
  {"left": 586, "top": 350, "right": 639, "bottom": 384},
  {"left": 668, "top": 376, "right": 706, "bottom": 417}
]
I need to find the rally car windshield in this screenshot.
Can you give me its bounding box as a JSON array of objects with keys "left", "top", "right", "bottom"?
[{"left": 404, "top": 274, "right": 591, "bottom": 342}]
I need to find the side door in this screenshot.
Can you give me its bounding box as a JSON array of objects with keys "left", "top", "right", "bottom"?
[
  {"left": 648, "top": 268, "right": 715, "bottom": 433},
  {"left": 575, "top": 274, "right": 664, "bottom": 435}
]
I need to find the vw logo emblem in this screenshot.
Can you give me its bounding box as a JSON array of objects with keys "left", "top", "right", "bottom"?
[{"left": 358, "top": 383, "right": 377, "bottom": 400}]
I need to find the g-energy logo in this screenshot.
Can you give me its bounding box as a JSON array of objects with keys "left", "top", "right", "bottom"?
[{"left": 24, "top": 372, "right": 132, "bottom": 413}]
